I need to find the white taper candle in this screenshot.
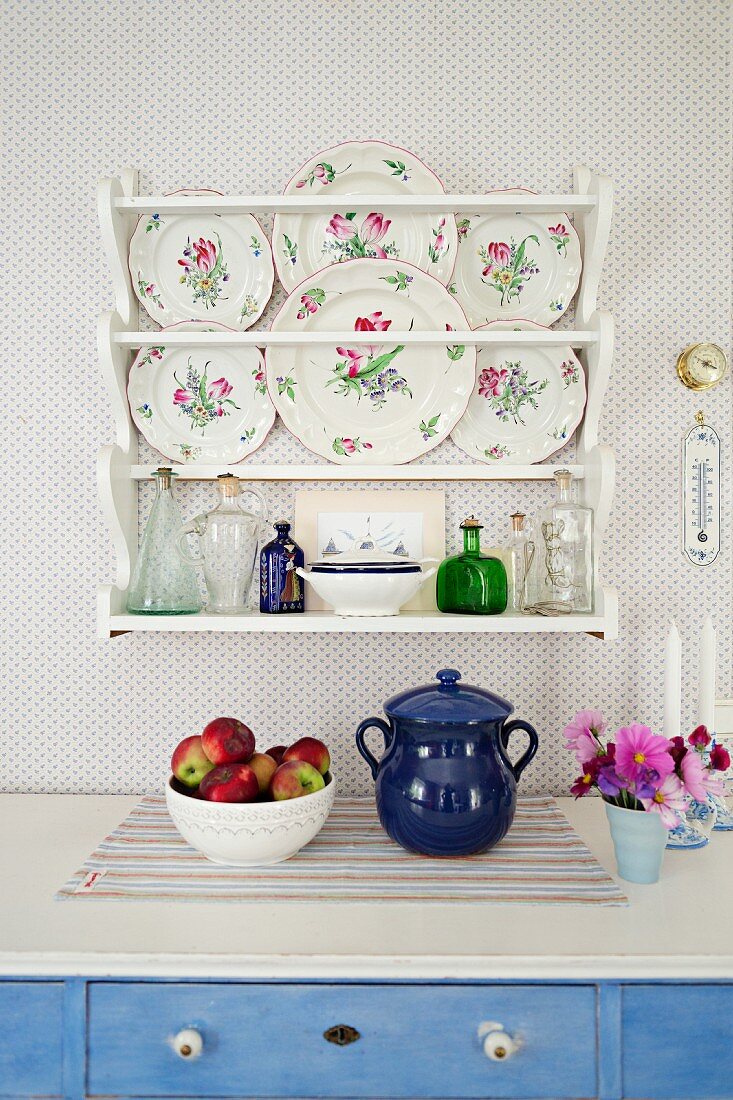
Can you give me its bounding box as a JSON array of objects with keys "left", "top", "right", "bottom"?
[
  {"left": 663, "top": 620, "right": 681, "bottom": 741},
  {"left": 698, "top": 615, "right": 717, "bottom": 733}
]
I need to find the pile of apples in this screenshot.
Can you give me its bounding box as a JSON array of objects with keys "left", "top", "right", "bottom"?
[{"left": 171, "top": 717, "right": 331, "bottom": 803}]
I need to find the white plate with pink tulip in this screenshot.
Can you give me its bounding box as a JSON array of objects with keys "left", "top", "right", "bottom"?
[
  {"left": 452, "top": 189, "right": 582, "bottom": 327},
  {"left": 128, "top": 189, "right": 274, "bottom": 330},
  {"left": 266, "top": 258, "right": 476, "bottom": 465},
  {"left": 273, "top": 140, "right": 457, "bottom": 293},
  {"left": 128, "top": 321, "right": 275, "bottom": 464}
]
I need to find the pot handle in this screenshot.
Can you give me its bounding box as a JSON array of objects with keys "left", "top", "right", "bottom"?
[
  {"left": 355, "top": 717, "right": 392, "bottom": 779},
  {"left": 501, "top": 718, "right": 539, "bottom": 781}
]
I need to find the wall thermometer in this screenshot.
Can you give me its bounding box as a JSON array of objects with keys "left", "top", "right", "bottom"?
[{"left": 682, "top": 412, "right": 721, "bottom": 566}]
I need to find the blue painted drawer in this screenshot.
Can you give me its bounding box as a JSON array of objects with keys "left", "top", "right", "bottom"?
[
  {"left": 87, "top": 981, "right": 598, "bottom": 1098},
  {"left": 622, "top": 984, "right": 733, "bottom": 1098},
  {"left": 0, "top": 982, "right": 64, "bottom": 1097}
]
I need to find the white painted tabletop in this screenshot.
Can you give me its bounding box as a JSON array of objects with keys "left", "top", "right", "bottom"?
[{"left": 1, "top": 794, "right": 731, "bottom": 980}]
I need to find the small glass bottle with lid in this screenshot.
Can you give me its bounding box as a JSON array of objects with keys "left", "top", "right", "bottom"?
[
  {"left": 436, "top": 516, "right": 508, "bottom": 615},
  {"left": 506, "top": 512, "right": 530, "bottom": 612},
  {"left": 126, "top": 468, "right": 202, "bottom": 615},
  {"left": 525, "top": 469, "right": 594, "bottom": 613}
]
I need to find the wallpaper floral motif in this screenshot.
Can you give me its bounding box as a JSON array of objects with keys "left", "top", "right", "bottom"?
[{"left": 1, "top": 0, "right": 730, "bottom": 795}]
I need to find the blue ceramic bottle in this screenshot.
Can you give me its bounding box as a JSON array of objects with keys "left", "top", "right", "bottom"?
[
  {"left": 260, "top": 521, "right": 305, "bottom": 614},
  {"left": 356, "top": 669, "right": 538, "bottom": 856}
]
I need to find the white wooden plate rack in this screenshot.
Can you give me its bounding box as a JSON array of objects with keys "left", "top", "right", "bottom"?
[{"left": 98, "top": 166, "right": 617, "bottom": 640}]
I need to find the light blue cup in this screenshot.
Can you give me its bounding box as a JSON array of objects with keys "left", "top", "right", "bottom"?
[{"left": 605, "top": 802, "right": 667, "bottom": 884}]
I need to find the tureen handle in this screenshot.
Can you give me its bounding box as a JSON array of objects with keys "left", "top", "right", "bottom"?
[
  {"left": 500, "top": 719, "right": 539, "bottom": 781},
  {"left": 355, "top": 717, "right": 393, "bottom": 779}
]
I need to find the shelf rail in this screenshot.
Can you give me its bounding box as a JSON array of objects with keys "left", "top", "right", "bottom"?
[{"left": 115, "top": 194, "right": 597, "bottom": 215}]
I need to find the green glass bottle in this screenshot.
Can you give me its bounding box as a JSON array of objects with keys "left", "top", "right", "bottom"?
[{"left": 436, "top": 516, "right": 508, "bottom": 614}]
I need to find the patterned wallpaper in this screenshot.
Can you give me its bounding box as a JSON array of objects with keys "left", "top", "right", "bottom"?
[{"left": 1, "top": 0, "right": 731, "bottom": 795}]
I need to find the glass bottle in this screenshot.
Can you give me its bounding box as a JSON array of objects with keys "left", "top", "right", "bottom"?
[
  {"left": 436, "top": 516, "right": 508, "bottom": 614},
  {"left": 260, "top": 521, "right": 305, "bottom": 614},
  {"left": 176, "top": 475, "right": 268, "bottom": 613},
  {"left": 527, "top": 469, "right": 594, "bottom": 613},
  {"left": 126, "top": 468, "right": 202, "bottom": 615},
  {"left": 506, "top": 512, "right": 529, "bottom": 612}
]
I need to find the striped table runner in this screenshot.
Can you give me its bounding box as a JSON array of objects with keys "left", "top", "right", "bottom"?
[{"left": 57, "top": 795, "right": 627, "bottom": 906}]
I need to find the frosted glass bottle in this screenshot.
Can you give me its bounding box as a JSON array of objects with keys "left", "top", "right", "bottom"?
[
  {"left": 126, "top": 468, "right": 202, "bottom": 615},
  {"left": 527, "top": 469, "right": 594, "bottom": 613}
]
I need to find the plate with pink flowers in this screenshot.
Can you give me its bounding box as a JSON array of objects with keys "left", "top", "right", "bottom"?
[
  {"left": 451, "top": 189, "right": 581, "bottom": 327},
  {"left": 450, "top": 320, "right": 586, "bottom": 464},
  {"left": 266, "top": 259, "right": 475, "bottom": 465},
  {"left": 273, "top": 141, "right": 457, "bottom": 293},
  {"left": 128, "top": 189, "right": 274, "bottom": 330},
  {"left": 128, "top": 322, "right": 275, "bottom": 464}
]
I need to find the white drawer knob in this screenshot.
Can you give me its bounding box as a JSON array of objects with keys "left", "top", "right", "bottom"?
[
  {"left": 172, "top": 1027, "right": 203, "bottom": 1060},
  {"left": 478, "top": 1020, "right": 518, "bottom": 1061}
]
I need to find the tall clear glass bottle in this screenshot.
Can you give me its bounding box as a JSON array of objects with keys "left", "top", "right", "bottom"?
[
  {"left": 526, "top": 469, "right": 594, "bottom": 613},
  {"left": 506, "top": 512, "right": 529, "bottom": 612},
  {"left": 126, "top": 468, "right": 202, "bottom": 615}
]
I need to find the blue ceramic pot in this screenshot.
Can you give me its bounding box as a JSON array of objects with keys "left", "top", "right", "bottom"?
[{"left": 355, "top": 669, "right": 539, "bottom": 856}]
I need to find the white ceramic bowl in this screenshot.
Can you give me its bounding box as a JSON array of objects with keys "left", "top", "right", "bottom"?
[
  {"left": 166, "top": 773, "right": 336, "bottom": 866},
  {"left": 296, "top": 565, "right": 436, "bottom": 616}
]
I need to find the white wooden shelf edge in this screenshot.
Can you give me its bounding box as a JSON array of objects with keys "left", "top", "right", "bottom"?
[
  {"left": 116, "top": 329, "right": 599, "bottom": 348},
  {"left": 115, "top": 194, "right": 597, "bottom": 214},
  {"left": 100, "top": 587, "right": 617, "bottom": 639},
  {"left": 129, "top": 463, "right": 585, "bottom": 482}
]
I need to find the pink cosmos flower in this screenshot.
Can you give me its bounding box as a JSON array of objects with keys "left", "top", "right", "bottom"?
[
  {"left": 549, "top": 223, "right": 568, "bottom": 237},
  {"left": 564, "top": 709, "right": 606, "bottom": 746},
  {"left": 192, "top": 238, "right": 217, "bottom": 274},
  {"left": 711, "top": 743, "right": 731, "bottom": 771},
  {"left": 173, "top": 387, "right": 194, "bottom": 405},
  {"left": 488, "top": 241, "right": 511, "bottom": 267},
  {"left": 680, "top": 749, "right": 709, "bottom": 801},
  {"left": 207, "top": 377, "right": 233, "bottom": 401},
  {"left": 641, "top": 773, "right": 688, "bottom": 828},
  {"left": 327, "top": 214, "right": 358, "bottom": 241},
  {"left": 689, "top": 724, "right": 711, "bottom": 747},
  {"left": 478, "top": 366, "right": 509, "bottom": 398},
  {"left": 615, "top": 724, "right": 675, "bottom": 782}
]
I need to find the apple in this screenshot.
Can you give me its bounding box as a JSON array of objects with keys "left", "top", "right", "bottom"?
[
  {"left": 247, "top": 751, "right": 278, "bottom": 793},
  {"left": 201, "top": 717, "right": 255, "bottom": 765},
  {"left": 270, "top": 760, "right": 325, "bottom": 800},
  {"left": 265, "top": 745, "right": 287, "bottom": 765},
  {"left": 282, "top": 736, "right": 330, "bottom": 776},
  {"left": 171, "top": 735, "right": 216, "bottom": 789},
  {"left": 199, "top": 763, "right": 259, "bottom": 803}
]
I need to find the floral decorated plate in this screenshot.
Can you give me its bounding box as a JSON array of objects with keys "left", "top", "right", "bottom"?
[
  {"left": 450, "top": 320, "right": 586, "bottom": 464},
  {"left": 273, "top": 141, "right": 457, "bottom": 293},
  {"left": 451, "top": 189, "right": 581, "bottom": 327},
  {"left": 128, "top": 189, "right": 274, "bottom": 330},
  {"left": 128, "top": 321, "right": 275, "bottom": 464},
  {"left": 266, "top": 258, "right": 475, "bottom": 465}
]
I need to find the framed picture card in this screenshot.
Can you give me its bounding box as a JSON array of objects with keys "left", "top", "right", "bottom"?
[{"left": 294, "top": 489, "right": 445, "bottom": 611}]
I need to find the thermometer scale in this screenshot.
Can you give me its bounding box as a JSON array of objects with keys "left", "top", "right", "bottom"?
[{"left": 682, "top": 411, "right": 721, "bottom": 567}]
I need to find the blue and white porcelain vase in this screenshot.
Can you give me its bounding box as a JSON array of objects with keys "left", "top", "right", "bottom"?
[
  {"left": 605, "top": 802, "right": 667, "bottom": 884},
  {"left": 666, "top": 794, "right": 716, "bottom": 850}
]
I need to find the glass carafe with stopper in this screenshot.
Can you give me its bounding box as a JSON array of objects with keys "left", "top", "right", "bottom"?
[
  {"left": 126, "top": 468, "right": 202, "bottom": 615},
  {"left": 176, "top": 475, "right": 268, "bottom": 613},
  {"left": 436, "top": 516, "right": 507, "bottom": 614},
  {"left": 525, "top": 469, "right": 594, "bottom": 613}
]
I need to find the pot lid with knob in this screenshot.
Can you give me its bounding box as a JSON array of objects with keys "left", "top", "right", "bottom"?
[{"left": 383, "top": 668, "right": 515, "bottom": 724}]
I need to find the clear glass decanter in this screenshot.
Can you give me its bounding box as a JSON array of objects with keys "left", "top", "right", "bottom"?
[
  {"left": 506, "top": 511, "right": 529, "bottom": 612},
  {"left": 126, "top": 468, "right": 202, "bottom": 615},
  {"left": 525, "top": 469, "right": 594, "bottom": 613},
  {"left": 436, "top": 516, "right": 507, "bottom": 614},
  {"left": 176, "top": 475, "right": 268, "bottom": 614}
]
